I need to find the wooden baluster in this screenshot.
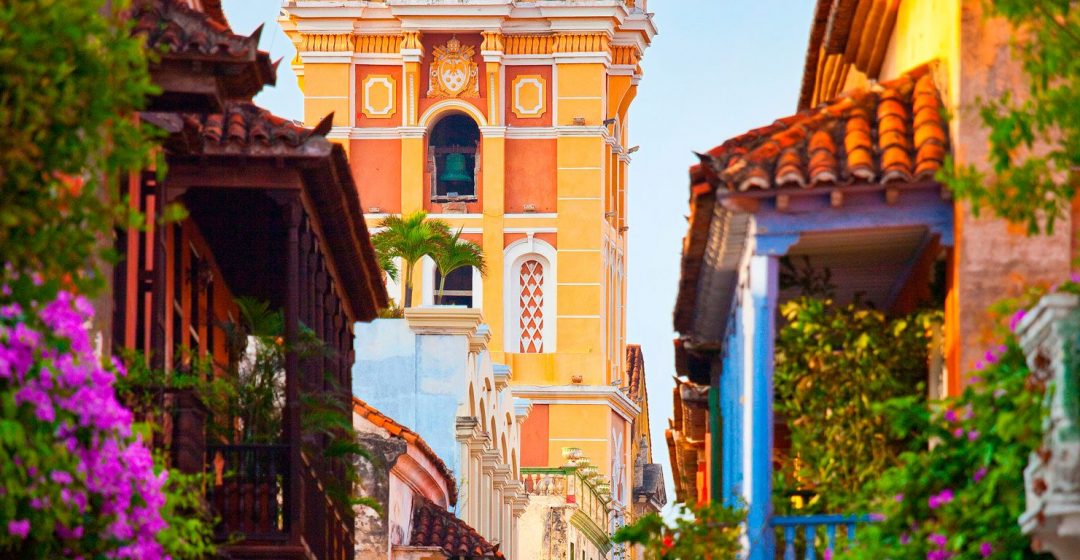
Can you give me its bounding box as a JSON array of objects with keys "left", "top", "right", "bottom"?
[
  {"left": 826, "top": 524, "right": 837, "bottom": 557},
  {"left": 783, "top": 526, "right": 796, "bottom": 560},
  {"left": 804, "top": 525, "right": 816, "bottom": 560},
  {"left": 846, "top": 523, "right": 856, "bottom": 545}
]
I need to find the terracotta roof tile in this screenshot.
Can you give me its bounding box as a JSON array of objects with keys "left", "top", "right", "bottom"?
[
  {"left": 352, "top": 398, "right": 458, "bottom": 506},
  {"left": 132, "top": 0, "right": 275, "bottom": 101},
  {"left": 134, "top": 0, "right": 258, "bottom": 61},
  {"left": 190, "top": 102, "right": 317, "bottom": 150},
  {"left": 409, "top": 496, "right": 503, "bottom": 558},
  {"left": 693, "top": 67, "right": 947, "bottom": 195}
]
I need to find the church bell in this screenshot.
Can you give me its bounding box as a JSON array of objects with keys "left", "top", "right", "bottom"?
[{"left": 439, "top": 153, "right": 473, "bottom": 183}]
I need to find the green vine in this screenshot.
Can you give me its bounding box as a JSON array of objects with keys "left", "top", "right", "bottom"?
[
  {"left": 841, "top": 340, "right": 1048, "bottom": 560},
  {"left": 0, "top": 0, "right": 160, "bottom": 296},
  {"left": 773, "top": 297, "right": 941, "bottom": 514},
  {"left": 943, "top": 0, "right": 1080, "bottom": 234}
]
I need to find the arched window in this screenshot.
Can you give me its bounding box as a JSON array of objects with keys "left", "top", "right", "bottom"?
[
  {"left": 429, "top": 114, "right": 480, "bottom": 202},
  {"left": 518, "top": 258, "right": 545, "bottom": 353},
  {"left": 503, "top": 238, "right": 556, "bottom": 354}
]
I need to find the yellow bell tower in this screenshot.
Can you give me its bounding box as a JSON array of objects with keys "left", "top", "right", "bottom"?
[{"left": 283, "top": 1, "right": 656, "bottom": 556}]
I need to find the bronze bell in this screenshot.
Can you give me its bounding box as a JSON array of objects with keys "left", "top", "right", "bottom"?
[{"left": 439, "top": 153, "right": 473, "bottom": 183}]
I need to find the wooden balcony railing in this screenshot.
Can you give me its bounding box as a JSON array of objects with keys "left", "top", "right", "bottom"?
[
  {"left": 208, "top": 444, "right": 291, "bottom": 542},
  {"left": 772, "top": 514, "right": 878, "bottom": 560},
  {"left": 301, "top": 454, "right": 353, "bottom": 560}
]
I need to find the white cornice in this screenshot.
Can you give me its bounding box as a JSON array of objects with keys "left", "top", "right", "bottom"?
[
  {"left": 405, "top": 306, "right": 483, "bottom": 336},
  {"left": 349, "top": 127, "right": 402, "bottom": 140},
  {"left": 505, "top": 213, "right": 557, "bottom": 219},
  {"left": 553, "top": 53, "right": 612, "bottom": 65},
  {"left": 291, "top": 15, "right": 365, "bottom": 29},
  {"left": 505, "top": 126, "right": 557, "bottom": 139},
  {"left": 510, "top": 384, "right": 641, "bottom": 422},
  {"left": 502, "top": 54, "right": 555, "bottom": 66},
  {"left": 354, "top": 53, "right": 402, "bottom": 65},
  {"left": 299, "top": 52, "right": 353, "bottom": 63},
  {"left": 609, "top": 65, "right": 636, "bottom": 76}
]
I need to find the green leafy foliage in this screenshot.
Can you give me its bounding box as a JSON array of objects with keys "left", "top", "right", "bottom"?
[
  {"left": 613, "top": 501, "right": 744, "bottom": 559},
  {"left": 944, "top": 1, "right": 1080, "bottom": 234},
  {"left": 432, "top": 227, "right": 487, "bottom": 305},
  {"left": 373, "top": 211, "right": 451, "bottom": 307},
  {"left": 840, "top": 341, "right": 1049, "bottom": 560},
  {"left": 155, "top": 463, "right": 218, "bottom": 560},
  {"left": 0, "top": 0, "right": 158, "bottom": 296},
  {"left": 774, "top": 297, "right": 941, "bottom": 514},
  {"left": 372, "top": 211, "right": 487, "bottom": 308}
]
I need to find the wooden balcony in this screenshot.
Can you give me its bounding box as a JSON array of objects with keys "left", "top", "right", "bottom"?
[{"left": 204, "top": 444, "right": 352, "bottom": 560}]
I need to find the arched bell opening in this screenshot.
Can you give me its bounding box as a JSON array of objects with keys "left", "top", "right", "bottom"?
[{"left": 427, "top": 113, "right": 481, "bottom": 208}]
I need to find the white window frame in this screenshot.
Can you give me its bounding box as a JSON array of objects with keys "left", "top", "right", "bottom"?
[
  {"left": 421, "top": 255, "right": 484, "bottom": 309},
  {"left": 503, "top": 237, "right": 557, "bottom": 354}
]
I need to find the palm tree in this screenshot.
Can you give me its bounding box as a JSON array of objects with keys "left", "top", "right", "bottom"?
[
  {"left": 372, "top": 210, "right": 449, "bottom": 307},
  {"left": 432, "top": 227, "right": 487, "bottom": 305}
]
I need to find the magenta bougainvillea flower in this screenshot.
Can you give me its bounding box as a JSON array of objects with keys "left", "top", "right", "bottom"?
[
  {"left": 0, "top": 291, "right": 168, "bottom": 558},
  {"left": 928, "top": 489, "right": 954, "bottom": 510}
]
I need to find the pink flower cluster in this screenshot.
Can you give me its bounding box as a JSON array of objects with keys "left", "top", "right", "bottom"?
[{"left": 0, "top": 291, "right": 168, "bottom": 558}]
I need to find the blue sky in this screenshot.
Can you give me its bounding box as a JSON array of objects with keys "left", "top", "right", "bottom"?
[{"left": 222, "top": 0, "right": 815, "bottom": 507}]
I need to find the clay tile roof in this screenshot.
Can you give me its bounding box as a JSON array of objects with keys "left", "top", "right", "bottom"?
[
  {"left": 625, "top": 344, "right": 646, "bottom": 403},
  {"left": 133, "top": 0, "right": 275, "bottom": 99},
  {"left": 353, "top": 398, "right": 458, "bottom": 506},
  {"left": 187, "top": 102, "right": 318, "bottom": 152},
  {"left": 409, "top": 496, "right": 504, "bottom": 559},
  {"left": 692, "top": 66, "right": 947, "bottom": 195}
]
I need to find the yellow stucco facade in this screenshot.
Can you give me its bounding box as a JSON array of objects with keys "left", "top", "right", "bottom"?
[{"left": 282, "top": 1, "right": 655, "bottom": 557}]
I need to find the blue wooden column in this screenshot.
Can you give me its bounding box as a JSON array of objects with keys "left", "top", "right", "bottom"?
[{"left": 745, "top": 253, "right": 779, "bottom": 560}]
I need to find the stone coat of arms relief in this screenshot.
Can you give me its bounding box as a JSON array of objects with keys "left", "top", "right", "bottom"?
[{"left": 427, "top": 37, "right": 480, "bottom": 98}]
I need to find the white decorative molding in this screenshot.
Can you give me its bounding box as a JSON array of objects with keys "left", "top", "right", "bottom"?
[
  {"left": 510, "top": 385, "right": 642, "bottom": 423},
  {"left": 417, "top": 98, "right": 489, "bottom": 128},
  {"left": 504, "top": 227, "right": 557, "bottom": 234},
  {"left": 362, "top": 75, "right": 396, "bottom": 118},
  {"left": 404, "top": 306, "right": 483, "bottom": 336},
  {"left": 297, "top": 53, "right": 353, "bottom": 63},
  {"left": 420, "top": 255, "right": 484, "bottom": 308},
  {"left": 505, "top": 126, "right": 558, "bottom": 139},
  {"left": 1018, "top": 293, "right": 1080, "bottom": 558},
  {"left": 505, "top": 213, "right": 558, "bottom": 219},
  {"left": 353, "top": 53, "right": 403, "bottom": 65},
  {"left": 349, "top": 127, "right": 405, "bottom": 140},
  {"left": 512, "top": 75, "right": 546, "bottom": 119}
]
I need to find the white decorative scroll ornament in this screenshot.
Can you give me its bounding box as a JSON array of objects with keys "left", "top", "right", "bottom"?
[{"left": 427, "top": 37, "right": 480, "bottom": 99}]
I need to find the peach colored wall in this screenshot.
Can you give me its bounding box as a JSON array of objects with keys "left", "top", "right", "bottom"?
[
  {"left": 418, "top": 33, "right": 487, "bottom": 118},
  {"left": 504, "top": 66, "right": 553, "bottom": 128},
  {"left": 504, "top": 139, "right": 557, "bottom": 214},
  {"left": 355, "top": 65, "right": 403, "bottom": 128},
  {"left": 520, "top": 404, "right": 549, "bottom": 467},
  {"left": 350, "top": 139, "right": 403, "bottom": 214},
  {"left": 950, "top": 0, "right": 1071, "bottom": 378}
]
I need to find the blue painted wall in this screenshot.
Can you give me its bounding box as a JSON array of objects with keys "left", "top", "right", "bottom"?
[{"left": 352, "top": 318, "right": 470, "bottom": 481}]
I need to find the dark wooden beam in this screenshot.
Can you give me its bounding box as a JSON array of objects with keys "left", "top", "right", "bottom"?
[{"left": 164, "top": 164, "right": 304, "bottom": 191}]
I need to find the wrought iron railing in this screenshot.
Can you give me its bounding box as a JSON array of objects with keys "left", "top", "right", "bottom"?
[
  {"left": 772, "top": 514, "right": 877, "bottom": 560},
  {"left": 207, "top": 444, "right": 290, "bottom": 542}
]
